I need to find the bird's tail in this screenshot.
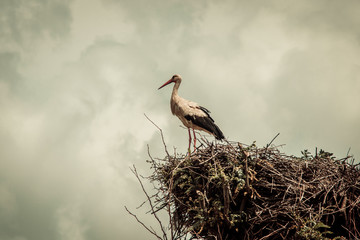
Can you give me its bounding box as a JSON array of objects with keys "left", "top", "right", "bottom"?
[{"left": 213, "top": 124, "right": 225, "bottom": 140}]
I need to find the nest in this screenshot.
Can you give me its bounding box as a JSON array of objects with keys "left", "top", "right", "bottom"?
[{"left": 147, "top": 140, "right": 360, "bottom": 240}]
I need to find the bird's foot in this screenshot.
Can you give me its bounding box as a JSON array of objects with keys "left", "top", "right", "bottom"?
[{"left": 191, "top": 147, "right": 198, "bottom": 154}]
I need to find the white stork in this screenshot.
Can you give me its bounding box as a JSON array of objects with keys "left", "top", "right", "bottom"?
[{"left": 158, "top": 74, "right": 224, "bottom": 150}]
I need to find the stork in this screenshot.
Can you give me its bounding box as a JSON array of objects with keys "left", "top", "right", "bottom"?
[{"left": 158, "top": 74, "right": 225, "bottom": 151}]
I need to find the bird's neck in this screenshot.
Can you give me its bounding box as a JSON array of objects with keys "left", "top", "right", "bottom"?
[
  {"left": 171, "top": 80, "right": 181, "bottom": 99},
  {"left": 170, "top": 80, "right": 181, "bottom": 115}
]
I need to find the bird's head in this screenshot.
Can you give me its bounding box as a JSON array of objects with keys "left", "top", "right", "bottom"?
[{"left": 158, "top": 74, "right": 182, "bottom": 90}]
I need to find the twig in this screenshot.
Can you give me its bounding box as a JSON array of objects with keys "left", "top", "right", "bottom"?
[
  {"left": 239, "top": 143, "right": 250, "bottom": 213},
  {"left": 265, "top": 133, "right": 280, "bottom": 151},
  {"left": 144, "top": 113, "right": 170, "bottom": 158},
  {"left": 137, "top": 137, "right": 360, "bottom": 239},
  {"left": 258, "top": 223, "right": 288, "bottom": 240},
  {"left": 346, "top": 147, "right": 351, "bottom": 157},
  {"left": 125, "top": 206, "right": 163, "bottom": 240},
  {"left": 130, "top": 165, "right": 168, "bottom": 239}
]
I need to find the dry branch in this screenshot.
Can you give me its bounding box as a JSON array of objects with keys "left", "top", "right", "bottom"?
[
  {"left": 146, "top": 140, "right": 359, "bottom": 240},
  {"left": 129, "top": 116, "right": 359, "bottom": 239}
]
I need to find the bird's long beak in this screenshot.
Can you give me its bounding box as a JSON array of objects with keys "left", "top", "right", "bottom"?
[{"left": 158, "top": 79, "right": 174, "bottom": 90}]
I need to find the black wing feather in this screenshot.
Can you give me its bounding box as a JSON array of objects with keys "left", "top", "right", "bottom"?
[
  {"left": 198, "top": 106, "right": 214, "bottom": 122},
  {"left": 184, "top": 113, "right": 224, "bottom": 140}
]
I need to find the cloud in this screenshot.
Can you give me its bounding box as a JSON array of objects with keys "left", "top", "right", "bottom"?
[
  {"left": 265, "top": 34, "right": 360, "bottom": 155},
  {"left": 0, "top": 29, "right": 167, "bottom": 240},
  {"left": 0, "top": 0, "right": 72, "bottom": 52},
  {"left": 55, "top": 204, "right": 88, "bottom": 240},
  {"left": 0, "top": 0, "right": 359, "bottom": 240},
  {"left": 0, "top": 1, "right": 171, "bottom": 238}
]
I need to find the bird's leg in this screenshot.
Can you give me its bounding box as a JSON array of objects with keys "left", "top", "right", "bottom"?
[
  {"left": 188, "top": 128, "right": 192, "bottom": 154},
  {"left": 192, "top": 128, "right": 197, "bottom": 152}
]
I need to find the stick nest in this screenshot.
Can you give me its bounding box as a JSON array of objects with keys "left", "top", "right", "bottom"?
[{"left": 149, "top": 141, "right": 360, "bottom": 240}]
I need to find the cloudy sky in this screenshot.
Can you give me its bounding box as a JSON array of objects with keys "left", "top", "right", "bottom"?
[{"left": 1, "top": 0, "right": 359, "bottom": 239}]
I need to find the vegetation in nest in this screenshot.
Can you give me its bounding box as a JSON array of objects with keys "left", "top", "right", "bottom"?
[{"left": 126, "top": 133, "right": 359, "bottom": 240}]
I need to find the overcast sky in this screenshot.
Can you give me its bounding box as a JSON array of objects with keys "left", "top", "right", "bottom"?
[{"left": 1, "top": 0, "right": 359, "bottom": 239}]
